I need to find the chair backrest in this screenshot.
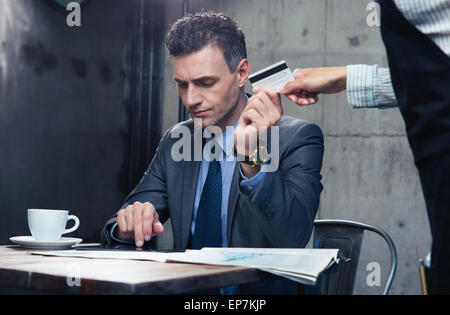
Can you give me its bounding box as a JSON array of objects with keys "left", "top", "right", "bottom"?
[{"left": 313, "top": 220, "right": 397, "bottom": 295}]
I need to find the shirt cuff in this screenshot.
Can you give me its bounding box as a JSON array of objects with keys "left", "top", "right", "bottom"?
[
  {"left": 346, "top": 64, "right": 376, "bottom": 108},
  {"left": 109, "top": 222, "right": 135, "bottom": 245},
  {"left": 372, "top": 66, "right": 398, "bottom": 108},
  {"left": 347, "top": 64, "right": 398, "bottom": 109},
  {"left": 239, "top": 164, "right": 268, "bottom": 195}
]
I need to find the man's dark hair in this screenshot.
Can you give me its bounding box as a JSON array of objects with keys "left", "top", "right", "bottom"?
[{"left": 166, "top": 11, "right": 247, "bottom": 72}]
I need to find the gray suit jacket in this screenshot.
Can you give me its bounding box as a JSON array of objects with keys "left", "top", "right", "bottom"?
[{"left": 101, "top": 115, "right": 324, "bottom": 294}]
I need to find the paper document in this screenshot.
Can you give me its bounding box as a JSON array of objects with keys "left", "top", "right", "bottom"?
[
  {"left": 32, "top": 247, "right": 343, "bottom": 286},
  {"left": 165, "top": 248, "right": 342, "bottom": 285}
]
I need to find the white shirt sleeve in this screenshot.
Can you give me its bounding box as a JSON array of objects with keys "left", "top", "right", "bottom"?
[{"left": 346, "top": 64, "right": 398, "bottom": 109}]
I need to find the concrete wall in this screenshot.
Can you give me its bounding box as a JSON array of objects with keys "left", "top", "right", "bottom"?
[{"left": 160, "top": 0, "right": 431, "bottom": 294}]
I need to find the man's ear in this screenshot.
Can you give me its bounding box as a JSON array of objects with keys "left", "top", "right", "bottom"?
[{"left": 236, "top": 59, "right": 250, "bottom": 88}]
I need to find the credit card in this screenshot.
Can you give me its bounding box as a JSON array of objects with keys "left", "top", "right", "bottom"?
[{"left": 249, "top": 60, "right": 295, "bottom": 90}]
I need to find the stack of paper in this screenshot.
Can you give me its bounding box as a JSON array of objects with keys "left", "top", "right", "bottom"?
[
  {"left": 32, "top": 247, "right": 342, "bottom": 286},
  {"left": 166, "top": 248, "right": 342, "bottom": 285}
]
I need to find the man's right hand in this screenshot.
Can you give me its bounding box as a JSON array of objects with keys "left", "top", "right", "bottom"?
[
  {"left": 279, "top": 66, "right": 347, "bottom": 106},
  {"left": 115, "top": 201, "right": 164, "bottom": 248}
]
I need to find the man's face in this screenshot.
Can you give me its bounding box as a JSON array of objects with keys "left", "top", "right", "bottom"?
[{"left": 172, "top": 45, "right": 245, "bottom": 129}]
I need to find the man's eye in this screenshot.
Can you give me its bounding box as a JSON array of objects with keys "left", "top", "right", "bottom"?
[
  {"left": 177, "top": 83, "right": 188, "bottom": 89},
  {"left": 200, "top": 81, "right": 215, "bottom": 87}
]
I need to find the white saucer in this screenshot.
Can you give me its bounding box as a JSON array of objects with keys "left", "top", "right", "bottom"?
[{"left": 9, "top": 236, "right": 83, "bottom": 250}]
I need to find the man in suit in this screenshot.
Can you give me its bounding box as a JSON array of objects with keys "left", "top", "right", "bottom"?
[{"left": 101, "top": 11, "right": 324, "bottom": 294}]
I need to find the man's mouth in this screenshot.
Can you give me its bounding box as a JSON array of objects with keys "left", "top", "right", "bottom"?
[{"left": 191, "top": 109, "right": 210, "bottom": 117}]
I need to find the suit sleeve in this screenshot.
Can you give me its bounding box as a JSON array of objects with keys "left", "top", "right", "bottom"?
[
  {"left": 100, "top": 128, "right": 172, "bottom": 246},
  {"left": 239, "top": 122, "right": 324, "bottom": 248}
]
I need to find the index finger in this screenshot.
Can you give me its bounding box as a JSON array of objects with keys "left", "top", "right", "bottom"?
[
  {"left": 278, "top": 80, "right": 305, "bottom": 95},
  {"left": 133, "top": 204, "right": 144, "bottom": 248},
  {"left": 142, "top": 202, "right": 155, "bottom": 241}
]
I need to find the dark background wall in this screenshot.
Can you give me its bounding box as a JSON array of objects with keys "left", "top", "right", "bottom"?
[{"left": 0, "top": 0, "right": 165, "bottom": 243}]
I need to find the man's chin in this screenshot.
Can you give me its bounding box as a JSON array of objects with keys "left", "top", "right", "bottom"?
[{"left": 193, "top": 117, "right": 214, "bottom": 129}]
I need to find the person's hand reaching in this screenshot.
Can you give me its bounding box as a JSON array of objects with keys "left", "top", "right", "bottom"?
[{"left": 278, "top": 66, "right": 347, "bottom": 106}]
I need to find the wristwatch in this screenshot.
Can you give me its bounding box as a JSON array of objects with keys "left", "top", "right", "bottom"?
[{"left": 234, "top": 140, "right": 269, "bottom": 167}]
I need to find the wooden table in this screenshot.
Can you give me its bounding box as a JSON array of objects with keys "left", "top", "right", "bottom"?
[{"left": 0, "top": 245, "right": 269, "bottom": 294}]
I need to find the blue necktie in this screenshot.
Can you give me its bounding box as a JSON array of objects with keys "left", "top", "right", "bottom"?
[{"left": 191, "top": 159, "right": 222, "bottom": 249}]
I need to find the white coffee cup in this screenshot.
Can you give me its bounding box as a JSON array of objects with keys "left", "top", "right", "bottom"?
[{"left": 27, "top": 209, "right": 80, "bottom": 241}]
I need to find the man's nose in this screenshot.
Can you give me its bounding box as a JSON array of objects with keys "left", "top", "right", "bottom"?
[{"left": 184, "top": 85, "right": 202, "bottom": 108}]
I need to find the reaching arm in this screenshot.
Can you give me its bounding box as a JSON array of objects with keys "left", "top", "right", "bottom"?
[{"left": 279, "top": 65, "right": 398, "bottom": 108}]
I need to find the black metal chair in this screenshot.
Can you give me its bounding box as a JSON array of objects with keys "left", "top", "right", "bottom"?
[{"left": 313, "top": 220, "right": 398, "bottom": 295}]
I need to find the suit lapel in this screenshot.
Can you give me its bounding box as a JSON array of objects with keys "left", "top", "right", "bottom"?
[
  {"left": 227, "top": 162, "right": 240, "bottom": 245},
  {"left": 180, "top": 160, "right": 200, "bottom": 249},
  {"left": 180, "top": 126, "right": 202, "bottom": 249}
]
